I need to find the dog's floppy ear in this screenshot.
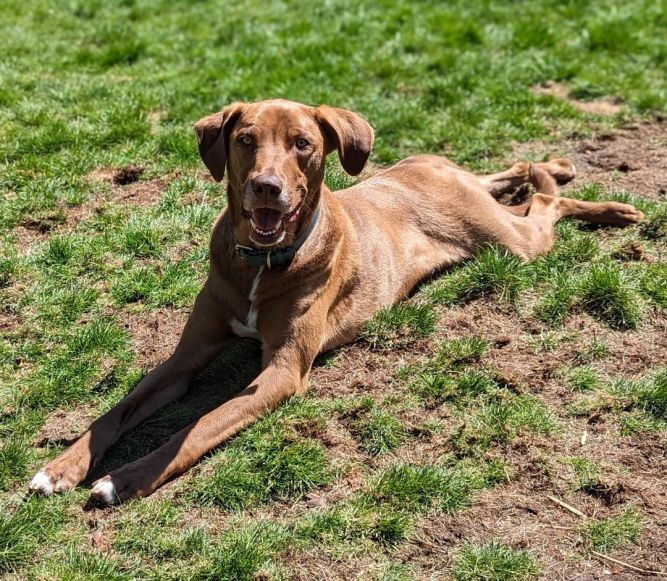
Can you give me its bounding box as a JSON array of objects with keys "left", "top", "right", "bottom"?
[
  {"left": 316, "top": 105, "right": 374, "bottom": 176},
  {"left": 194, "top": 103, "right": 245, "bottom": 181}
]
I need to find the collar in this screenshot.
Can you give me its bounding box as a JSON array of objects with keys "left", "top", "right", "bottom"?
[{"left": 234, "top": 205, "right": 321, "bottom": 269}]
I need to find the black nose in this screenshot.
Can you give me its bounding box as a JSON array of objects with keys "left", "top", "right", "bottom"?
[{"left": 250, "top": 174, "right": 284, "bottom": 197}]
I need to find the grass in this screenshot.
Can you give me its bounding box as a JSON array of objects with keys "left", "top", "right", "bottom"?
[
  {"left": 567, "top": 366, "right": 602, "bottom": 392},
  {"left": 190, "top": 399, "right": 332, "bottom": 511},
  {"left": 429, "top": 246, "right": 529, "bottom": 305},
  {"left": 362, "top": 303, "right": 436, "bottom": 349},
  {"left": 350, "top": 408, "right": 407, "bottom": 456},
  {"left": 564, "top": 456, "right": 601, "bottom": 491},
  {"left": 453, "top": 541, "right": 540, "bottom": 581},
  {"left": 364, "top": 462, "right": 490, "bottom": 515},
  {"left": 1, "top": 0, "right": 666, "bottom": 577},
  {"left": 581, "top": 508, "right": 643, "bottom": 553}
]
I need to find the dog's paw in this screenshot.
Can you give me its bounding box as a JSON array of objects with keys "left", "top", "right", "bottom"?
[
  {"left": 542, "top": 158, "right": 577, "bottom": 184},
  {"left": 606, "top": 203, "right": 644, "bottom": 226},
  {"left": 90, "top": 476, "right": 120, "bottom": 506},
  {"left": 29, "top": 463, "right": 85, "bottom": 495},
  {"left": 90, "top": 467, "right": 145, "bottom": 506}
]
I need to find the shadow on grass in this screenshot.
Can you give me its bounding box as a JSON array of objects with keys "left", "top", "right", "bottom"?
[{"left": 88, "top": 338, "right": 263, "bottom": 486}]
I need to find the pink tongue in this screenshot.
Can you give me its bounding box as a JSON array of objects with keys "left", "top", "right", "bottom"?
[{"left": 252, "top": 208, "right": 283, "bottom": 230}]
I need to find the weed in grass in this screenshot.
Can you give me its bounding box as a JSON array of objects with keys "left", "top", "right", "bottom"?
[
  {"left": 579, "top": 261, "right": 643, "bottom": 329},
  {"left": 453, "top": 540, "right": 540, "bottom": 581},
  {"left": 581, "top": 508, "right": 642, "bottom": 553},
  {"left": 361, "top": 303, "right": 436, "bottom": 349},
  {"left": 430, "top": 246, "right": 529, "bottom": 305},
  {"left": 567, "top": 366, "right": 601, "bottom": 392}
]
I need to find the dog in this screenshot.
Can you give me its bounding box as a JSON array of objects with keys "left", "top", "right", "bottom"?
[{"left": 29, "top": 99, "right": 643, "bottom": 504}]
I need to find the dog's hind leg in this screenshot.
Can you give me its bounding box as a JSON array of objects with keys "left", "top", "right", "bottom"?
[
  {"left": 480, "top": 158, "right": 576, "bottom": 198},
  {"left": 498, "top": 190, "right": 643, "bottom": 260}
]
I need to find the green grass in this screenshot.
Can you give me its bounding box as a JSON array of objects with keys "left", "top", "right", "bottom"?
[
  {"left": 453, "top": 541, "right": 540, "bottom": 581},
  {"left": 350, "top": 408, "right": 407, "bottom": 456},
  {"left": 579, "top": 261, "right": 644, "bottom": 330},
  {"left": 190, "top": 399, "right": 332, "bottom": 511},
  {"left": 564, "top": 456, "right": 601, "bottom": 491},
  {"left": 453, "top": 395, "right": 557, "bottom": 452},
  {"left": 429, "top": 246, "right": 529, "bottom": 305},
  {"left": 362, "top": 303, "right": 436, "bottom": 349},
  {"left": 365, "top": 463, "right": 481, "bottom": 515},
  {"left": 1, "top": 0, "right": 666, "bottom": 577},
  {"left": 581, "top": 508, "right": 643, "bottom": 553},
  {"left": 567, "top": 366, "right": 602, "bottom": 392}
]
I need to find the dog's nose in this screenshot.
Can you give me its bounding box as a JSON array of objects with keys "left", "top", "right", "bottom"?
[{"left": 250, "top": 174, "right": 284, "bottom": 197}]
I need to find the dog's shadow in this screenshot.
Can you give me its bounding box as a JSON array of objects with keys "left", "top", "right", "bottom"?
[{"left": 87, "top": 338, "right": 264, "bottom": 485}]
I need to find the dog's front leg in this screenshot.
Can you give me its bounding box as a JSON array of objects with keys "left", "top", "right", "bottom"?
[
  {"left": 29, "top": 283, "right": 233, "bottom": 496},
  {"left": 88, "top": 341, "right": 316, "bottom": 505}
]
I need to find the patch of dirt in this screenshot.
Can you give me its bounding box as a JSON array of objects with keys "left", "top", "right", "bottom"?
[
  {"left": 513, "top": 118, "right": 667, "bottom": 200},
  {"left": 532, "top": 81, "right": 624, "bottom": 117},
  {"left": 33, "top": 406, "right": 97, "bottom": 447},
  {"left": 119, "top": 307, "right": 188, "bottom": 369},
  {"left": 87, "top": 166, "right": 168, "bottom": 208}
]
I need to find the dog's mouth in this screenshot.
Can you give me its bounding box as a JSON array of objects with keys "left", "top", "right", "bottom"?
[{"left": 242, "top": 205, "right": 301, "bottom": 247}]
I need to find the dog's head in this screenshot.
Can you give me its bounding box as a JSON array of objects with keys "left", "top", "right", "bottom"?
[{"left": 195, "top": 99, "right": 373, "bottom": 248}]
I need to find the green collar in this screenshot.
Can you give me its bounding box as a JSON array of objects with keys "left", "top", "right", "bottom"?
[{"left": 234, "top": 206, "right": 321, "bottom": 268}]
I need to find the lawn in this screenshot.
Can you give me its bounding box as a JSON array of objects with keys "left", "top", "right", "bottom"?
[{"left": 1, "top": 0, "right": 666, "bottom": 579}]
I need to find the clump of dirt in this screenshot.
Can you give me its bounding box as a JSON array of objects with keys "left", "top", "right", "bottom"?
[
  {"left": 611, "top": 240, "right": 652, "bottom": 262},
  {"left": 112, "top": 165, "right": 145, "bottom": 185},
  {"left": 87, "top": 166, "right": 168, "bottom": 207}
]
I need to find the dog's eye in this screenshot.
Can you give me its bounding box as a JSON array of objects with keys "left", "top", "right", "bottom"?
[
  {"left": 295, "top": 138, "right": 309, "bottom": 150},
  {"left": 239, "top": 135, "right": 253, "bottom": 146}
]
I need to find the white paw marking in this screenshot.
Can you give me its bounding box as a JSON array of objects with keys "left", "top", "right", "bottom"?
[
  {"left": 91, "top": 479, "right": 117, "bottom": 505},
  {"left": 29, "top": 471, "right": 54, "bottom": 496}
]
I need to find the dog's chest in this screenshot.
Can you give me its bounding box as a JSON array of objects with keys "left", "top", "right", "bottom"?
[{"left": 230, "top": 267, "right": 263, "bottom": 339}]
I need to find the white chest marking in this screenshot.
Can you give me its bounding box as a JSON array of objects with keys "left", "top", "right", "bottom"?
[{"left": 230, "top": 266, "right": 264, "bottom": 338}]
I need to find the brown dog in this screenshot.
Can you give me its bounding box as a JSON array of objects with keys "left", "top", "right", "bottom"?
[{"left": 29, "top": 99, "right": 643, "bottom": 504}]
